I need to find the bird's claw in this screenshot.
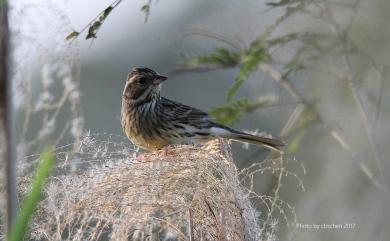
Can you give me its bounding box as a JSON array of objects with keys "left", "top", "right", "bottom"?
[{"left": 161, "top": 144, "right": 176, "bottom": 155}]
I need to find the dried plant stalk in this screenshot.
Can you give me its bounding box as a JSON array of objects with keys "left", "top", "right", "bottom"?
[{"left": 28, "top": 139, "right": 277, "bottom": 241}]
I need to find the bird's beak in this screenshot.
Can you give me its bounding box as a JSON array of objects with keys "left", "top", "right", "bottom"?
[{"left": 153, "top": 75, "right": 167, "bottom": 85}]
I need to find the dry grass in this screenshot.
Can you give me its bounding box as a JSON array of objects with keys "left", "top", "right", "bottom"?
[{"left": 23, "top": 135, "right": 290, "bottom": 241}]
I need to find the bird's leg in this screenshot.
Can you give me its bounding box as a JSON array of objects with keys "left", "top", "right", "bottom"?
[
  {"left": 134, "top": 151, "right": 148, "bottom": 161},
  {"left": 160, "top": 144, "right": 176, "bottom": 155}
]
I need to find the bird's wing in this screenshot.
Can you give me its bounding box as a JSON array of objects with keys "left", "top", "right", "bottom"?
[{"left": 160, "top": 97, "right": 213, "bottom": 128}]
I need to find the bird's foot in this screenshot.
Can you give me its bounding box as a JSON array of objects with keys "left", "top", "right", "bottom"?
[
  {"left": 135, "top": 153, "right": 147, "bottom": 161},
  {"left": 160, "top": 144, "right": 176, "bottom": 155}
]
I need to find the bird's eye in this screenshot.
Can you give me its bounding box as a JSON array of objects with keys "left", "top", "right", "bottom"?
[{"left": 139, "top": 77, "right": 146, "bottom": 84}]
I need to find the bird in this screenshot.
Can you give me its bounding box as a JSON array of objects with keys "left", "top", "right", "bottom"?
[{"left": 121, "top": 67, "right": 285, "bottom": 152}]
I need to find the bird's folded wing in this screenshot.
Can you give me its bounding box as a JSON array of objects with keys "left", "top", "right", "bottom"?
[{"left": 160, "top": 97, "right": 213, "bottom": 126}]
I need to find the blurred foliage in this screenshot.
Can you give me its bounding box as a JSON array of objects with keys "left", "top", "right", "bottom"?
[
  {"left": 177, "top": 0, "right": 387, "bottom": 181},
  {"left": 7, "top": 149, "right": 53, "bottom": 241},
  {"left": 286, "top": 107, "right": 317, "bottom": 152},
  {"left": 184, "top": 48, "right": 239, "bottom": 69},
  {"left": 210, "top": 97, "right": 278, "bottom": 125},
  {"left": 141, "top": 0, "right": 153, "bottom": 23},
  {"left": 266, "top": 0, "right": 300, "bottom": 7},
  {"left": 287, "top": 129, "right": 306, "bottom": 153},
  {"left": 178, "top": 2, "right": 335, "bottom": 154},
  {"left": 179, "top": 30, "right": 330, "bottom": 141},
  {"left": 185, "top": 42, "right": 269, "bottom": 102},
  {"left": 227, "top": 41, "right": 269, "bottom": 101}
]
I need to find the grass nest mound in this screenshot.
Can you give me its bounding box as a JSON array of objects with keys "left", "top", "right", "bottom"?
[{"left": 28, "top": 137, "right": 278, "bottom": 241}]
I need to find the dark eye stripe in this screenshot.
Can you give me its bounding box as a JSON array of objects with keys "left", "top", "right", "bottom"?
[{"left": 126, "top": 83, "right": 149, "bottom": 100}]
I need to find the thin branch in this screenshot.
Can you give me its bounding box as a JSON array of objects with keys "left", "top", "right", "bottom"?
[
  {"left": 181, "top": 29, "right": 244, "bottom": 50},
  {"left": 1, "top": 1, "right": 17, "bottom": 230},
  {"left": 66, "top": 0, "right": 124, "bottom": 41},
  {"left": 374, "top": 66, "right": 386, "bottom": 125},
  {"left": 261, "top": 156, "right": 284, "bottom": 232},
  {"left": 348, "top": 40, "right": 387, "bottom": 126},
  {"left": 168, "top": 66, "right": 234, "bottom": 76},
  {"left": 259, "top": 63, "right": 388, "bottom": 193},
  {"left": 188, "top": 208, "right": 194, "bottom": 241},
  {"left": 321, "top": 0, "right": 386, "bottom": 184}
]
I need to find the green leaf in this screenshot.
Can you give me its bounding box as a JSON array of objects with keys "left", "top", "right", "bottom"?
[
  {"left": 86, "top": 21, "right": 102, "bottom": 39},
  {"left": 226, "top": 77, "right": 246, "bottom": 102},
  {"left": 141, "top": 4, "right": 150, "bottom": 12},
  {"left": 85, "top": 6, "right": 114, "bottom": 40},
  {"left": 141, "top": 4, "right": 151, "bottom": 23},
  {"left": 266, "top": 0, "right": 299, "bottom": 7},
  {"left": 210, "top": 102, "right": 244, "bottom": 125},
  {"left": 227, "top": 44, "right": 268, "bottom": 101},
  {"left": 100, "top": 6, "right": 113, "bottom": 21},
  {"left": 267, "top": 32, "right": 299, "bottom": 47},
  {"left": 7, "top": 149, "right": 54, "bottom": 241},
  {"left": 86, "top": 32, "right": 96, "bottom": 39},
  {"left": 65, "top": 31, "right": 80, "bottom": 41},
  {"left": 185, "top": 48, "right": 239, "bottom": 68},
  {"left": 210, "top": 97, "right": 274, "bottom": 125}
]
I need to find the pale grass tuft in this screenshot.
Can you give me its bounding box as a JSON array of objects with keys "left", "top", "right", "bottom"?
[{"left": 24, "top": 135, "right": 290, "bottom": 241}]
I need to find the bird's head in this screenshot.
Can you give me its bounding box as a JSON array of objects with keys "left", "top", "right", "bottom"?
[{"left": 122, "top": 67, "right": 167, "bottom": 103}]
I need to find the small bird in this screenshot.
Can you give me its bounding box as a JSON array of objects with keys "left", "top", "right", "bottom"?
[{"left": 121, "top": 67, "right": 285, "bottom": 151}]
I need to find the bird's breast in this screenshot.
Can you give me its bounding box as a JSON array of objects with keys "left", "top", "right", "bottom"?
[{"left": 121, "top": 101, "right": 167, "bottom": 150}]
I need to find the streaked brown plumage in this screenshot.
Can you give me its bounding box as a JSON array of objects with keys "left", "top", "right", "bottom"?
[{"left": 121, "top": 67, "right": 285, "bottom": 151}]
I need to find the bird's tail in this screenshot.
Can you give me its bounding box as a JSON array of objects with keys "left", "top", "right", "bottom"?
[
  {"left": 210, "top": 126, "right": 285, "bottom": 151},
  {"left": 229, "top": 132, "right": 285, "bottom": 151}
]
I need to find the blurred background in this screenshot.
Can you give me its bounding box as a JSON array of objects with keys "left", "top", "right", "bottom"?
[{"left": 4, "top": 0, "right": 390, "bottom": 240}]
